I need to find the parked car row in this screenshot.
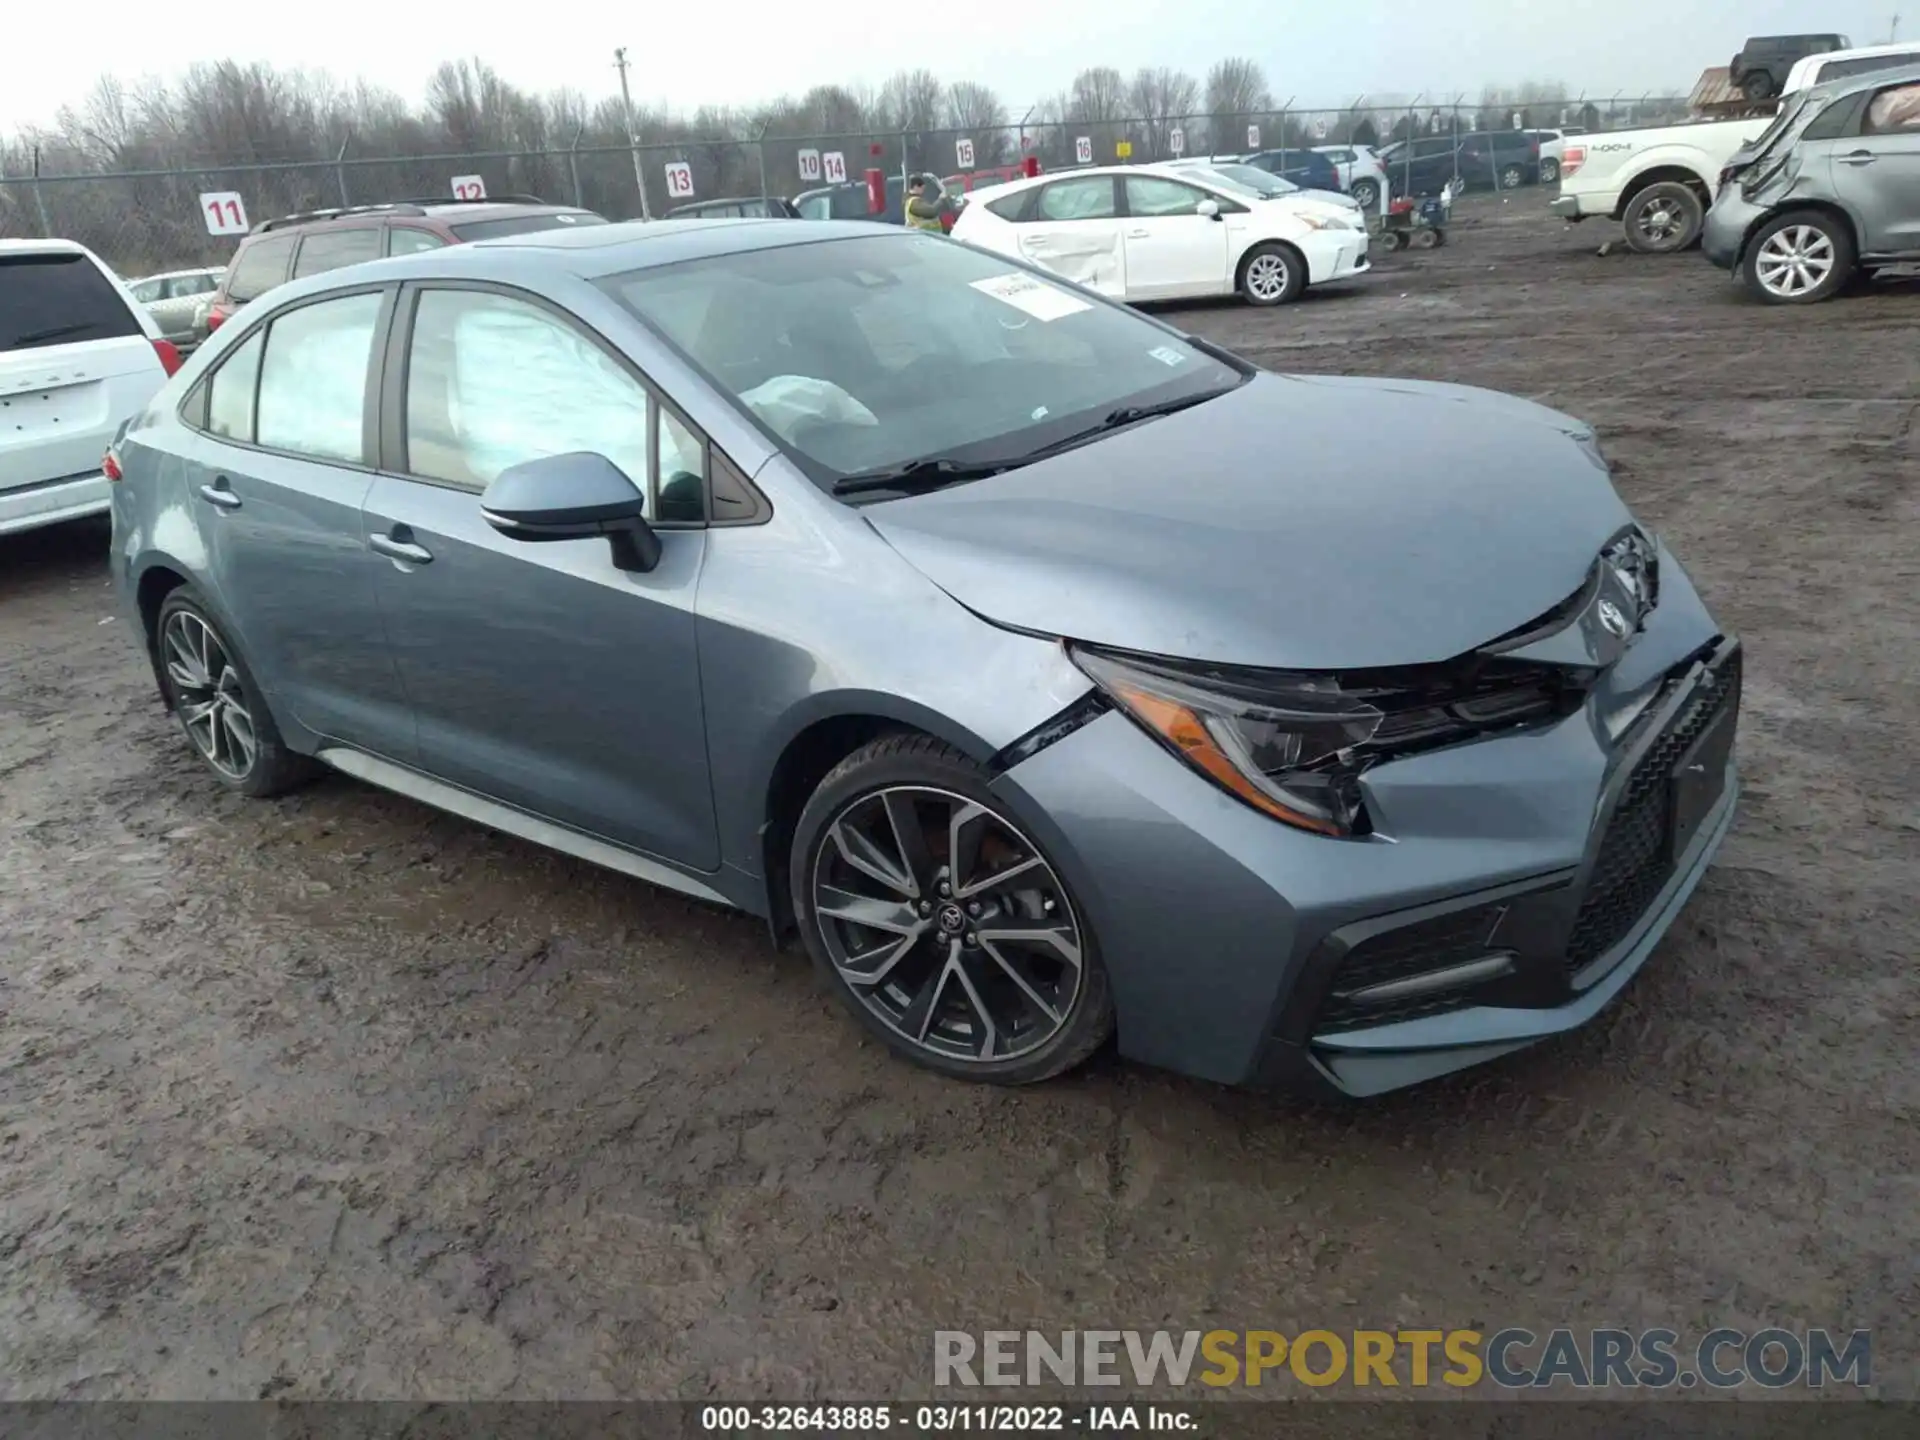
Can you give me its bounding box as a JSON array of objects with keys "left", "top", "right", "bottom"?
[{"left": 1553, "top": 38, "right": 1920, "bottom": 257}]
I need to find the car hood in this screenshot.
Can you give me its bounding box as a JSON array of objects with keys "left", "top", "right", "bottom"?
[
  {"left": 1260, "top": 194, "right": 1361, "bottom": 223},
  {"left": 864, "top": 373, "right": 1635, "bottom": 671}
]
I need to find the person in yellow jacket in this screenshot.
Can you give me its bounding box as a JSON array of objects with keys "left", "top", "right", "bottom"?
[{"left": 904, "top": 174, "right": 950, "bottom": 231}]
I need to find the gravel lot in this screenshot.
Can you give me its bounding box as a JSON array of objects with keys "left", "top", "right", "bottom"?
[{"left": 3, "top": 195, "right": 1916, "bottom": 1403}]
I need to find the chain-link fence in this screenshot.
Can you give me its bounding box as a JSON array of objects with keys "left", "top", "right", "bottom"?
[{"left": 2, "top": 96, "right": 1689, "bottom": 277}]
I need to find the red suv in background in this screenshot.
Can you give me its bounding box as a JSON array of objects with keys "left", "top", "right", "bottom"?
[{"left": 204, "top": 195, "right": 606, "bottom": 333}]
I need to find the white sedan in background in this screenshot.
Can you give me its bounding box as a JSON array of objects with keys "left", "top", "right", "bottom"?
[{"left": 949, "top": 164, "right": 1369, "bottom": 307}]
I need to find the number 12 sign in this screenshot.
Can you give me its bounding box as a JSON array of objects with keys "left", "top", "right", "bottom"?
[{"left": 200, "top": 191, "right": 249, "bottom": 236}]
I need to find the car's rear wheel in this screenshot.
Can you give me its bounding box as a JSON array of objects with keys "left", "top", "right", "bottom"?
[
  {"left": 1743, "top": 211, "right": 1854, "bottom": 305},
  {"left": 1350, "top": 178, "right": 1381, "bottom": 210},
  {"left": 791, "top": 734, "right": 1113, "bottom": 1085},
  {"left": 1238, "top": 241, "right": 1307, "bottom": 306},
  {"left": 154, "top": 590, "right": 314, "bottom": 797},
  {"left": 1621, "top": 181, "right": 1704, "bottom": 254},
  {"left": 1539, "top": 158, "right": 1561, "bottom": 184}
]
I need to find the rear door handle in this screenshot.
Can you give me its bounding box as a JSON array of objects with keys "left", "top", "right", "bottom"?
[
  {"left": 197, "top": 478, "right": 241, "bottom": 510},
  {"left": 1125, "top": 229, "right": 1150, "bottom": 239},
  {"left": 369, "top": 531, "right": 433, "bottom": 565},
  {"left": 1839, "top": 151, "right": 1877, "bottom": 166}
]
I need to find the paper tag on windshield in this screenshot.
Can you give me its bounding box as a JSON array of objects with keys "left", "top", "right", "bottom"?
[{"left": 970, "top": 272, "right": 1091, "bottom": 321}]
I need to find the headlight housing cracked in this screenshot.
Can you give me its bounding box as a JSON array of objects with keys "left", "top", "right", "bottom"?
[{"left": 1072, "top": 644, "right": 1587, "bottom": 839}]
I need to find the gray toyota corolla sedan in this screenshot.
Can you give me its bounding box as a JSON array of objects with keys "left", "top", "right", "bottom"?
[{"left": 108, "top": 218, "right": 1740, "bottom": 1097}]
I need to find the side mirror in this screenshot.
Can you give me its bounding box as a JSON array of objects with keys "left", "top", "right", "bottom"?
[
  {"left": 480, "top": 451, "right": 662, "bottom": 573},
  {"left": 1196, "top": 198, "right": 1222, "bottom": 220}
]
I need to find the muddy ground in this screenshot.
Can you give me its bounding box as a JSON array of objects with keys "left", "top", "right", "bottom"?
[{"left": 2, "top": 194, "right": 1916, "bottom": 1403}]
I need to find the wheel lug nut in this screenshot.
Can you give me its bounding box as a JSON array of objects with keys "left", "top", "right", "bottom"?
[
  {"left": 965, "top": 932, "right": 978, "bottom": 947},
  {"left": 966, "top": 901, "right": 981, "bottom": 917},
  {"left": 937, "top": 882, "right": 950, "bottom": 897},
  {"left": 918, "top": 901, "right": 932, "bottom": 917}
]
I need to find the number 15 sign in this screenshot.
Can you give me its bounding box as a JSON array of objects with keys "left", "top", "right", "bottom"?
[{"left": 200, "top": 191, "right": 250, "bottom": 236}]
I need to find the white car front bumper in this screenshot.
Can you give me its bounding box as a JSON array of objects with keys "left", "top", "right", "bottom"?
[{"left": 1300, "top": 230, "right": 1373, "bottom": 285}]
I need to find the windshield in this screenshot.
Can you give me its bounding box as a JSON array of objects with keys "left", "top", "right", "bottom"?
[
  {"left": 608, "top": 233, "right": 1244, "bottom": 494},
  {"left": 1189, "top": 163, "right": 1295, "bottom": 198}
]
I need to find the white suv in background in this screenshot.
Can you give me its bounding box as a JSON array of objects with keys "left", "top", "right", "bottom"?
[
  {"left": 1313, "top": 145, "right": 1393, "bottom": 211},
  {"left": 1, "top": 239, "right": 180, "bottom": 538}
]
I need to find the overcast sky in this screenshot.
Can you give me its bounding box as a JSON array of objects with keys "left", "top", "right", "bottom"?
[{"left": 2, "top": 0, "right": 1895, "bottom": 133}]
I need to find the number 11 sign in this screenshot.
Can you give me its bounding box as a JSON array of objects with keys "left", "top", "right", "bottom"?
[{"left": 200, "top": 191, "right": 249, "bottom": 236}]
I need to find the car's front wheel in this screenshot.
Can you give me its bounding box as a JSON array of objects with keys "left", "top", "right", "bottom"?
[
  {"left": 1743, "top": 210, "right": 1854, "bottom": 304},
  {"left": 1238, "top": 241, "right": 1307, "bottom": 306},
  {"left": 154, "top": 589, "right": 314, "bottom": 797},
  {"left": 791, "top": 734, "right": 1113, "bottom": 1084},
  {"left": 1500, "top": 164, "right": 1526, "bottom": 189}
]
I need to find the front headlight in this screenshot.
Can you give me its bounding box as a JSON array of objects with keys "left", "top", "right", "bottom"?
[
  {"left": 1296, "top": 214, "right": 1335, "bottom": 230},
  {"left": 1072, "top": 647, "right": 1384, "bottom": 836}
]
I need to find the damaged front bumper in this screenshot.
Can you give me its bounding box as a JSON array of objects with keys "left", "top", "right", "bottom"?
[{"left": 988, "top": 544, "right": 1738, "bottom": 1097}]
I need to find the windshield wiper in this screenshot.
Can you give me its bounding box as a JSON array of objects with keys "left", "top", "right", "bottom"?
[
  {"left": 831, "top": 455, "right": 1015, "bottom": 497},
  {"left": 1020, "top": 386, "right": 1239, "bottom": 462},
  {"left": 12, "top": 322, "right": 97, "bottom": 346}
]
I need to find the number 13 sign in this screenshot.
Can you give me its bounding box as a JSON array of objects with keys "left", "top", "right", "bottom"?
[
  {"left": 200, "top": 191, "right": 249, "bottom": 236},
  {"left": 664, "top": 161, "right": 694, "bottom": 199}
]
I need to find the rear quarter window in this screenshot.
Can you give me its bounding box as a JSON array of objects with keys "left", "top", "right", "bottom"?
[
  {"left": 293, "top": 227, "right": 382, "bottom": 278},
  {"left": 225, "top": 235, "right": 297, "bottom": 303},
  {"left": 0, "top": 252, "right": 141, "bottom": 351}
]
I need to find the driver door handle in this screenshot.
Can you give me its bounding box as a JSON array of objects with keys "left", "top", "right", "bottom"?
[
  {"left": 370, "top": 531, "right": 433, "bottom": 565},
  {"left": 197, "top": 477, "right": 241, "bottom": 510},
  {"left": 1126, "top": 228, "right": 1150, "bottom": 238},
  {"left": 1838, "top": 151, "right": 1877, "bottom": 166}
]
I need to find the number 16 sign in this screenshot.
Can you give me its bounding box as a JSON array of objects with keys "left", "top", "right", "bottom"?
[{"left": 200, "top": 191, "right": 250, "bottom": 236}]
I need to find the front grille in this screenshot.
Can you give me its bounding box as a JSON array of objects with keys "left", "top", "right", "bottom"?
[
  {"left": 1564, "top": 650, "right": 1742, "bottom": 978},
  {"left": 1315, "top": 900, "right": 1512, "bottom": 1033}
]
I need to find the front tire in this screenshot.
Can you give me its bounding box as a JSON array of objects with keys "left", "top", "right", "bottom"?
[
  {"left": 1238, "top": 241, "right": 1307, "bottom": 306},
  {"left": 1740, "top": 71, "right": 1777, "bottom": 103},
  {"left": 154, "top": 589, "right": 315, "bottom": 796},
  {"left": 790, "top": 733, "right": 1114, "bottom": 1085},
  {"left": 1621, "top": 181, "right": 1705, "bottom": 254},
  {"left": 1500, "top": 164, "right": 1525, "bottom": 190},
  {"left": 1743, "top": 210, "right": 1854, "bottom": 305}
]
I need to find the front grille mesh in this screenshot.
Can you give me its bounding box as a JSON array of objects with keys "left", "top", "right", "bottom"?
[
  {"left": 1564, "top": 650, "right": 1742, "bottom": 978},
  {"left": 1315, "top": 901, "right": 1511, "bottom": 1033}
]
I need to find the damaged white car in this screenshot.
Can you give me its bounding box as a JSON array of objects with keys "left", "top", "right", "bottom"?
[{"left": 949, "top": 163, "right": 1370, "bottom": 307}]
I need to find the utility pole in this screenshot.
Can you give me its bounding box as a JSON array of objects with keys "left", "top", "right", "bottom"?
[{"left": 614, "top": 47, "right": 652, "bottom": 220}]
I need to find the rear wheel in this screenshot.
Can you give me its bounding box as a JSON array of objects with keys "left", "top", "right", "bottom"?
[
  {"left": 1350, "top": 178, "right": 1381, "bottom": 210},
  {"left": 1238, "top": 241, "right": 1307, "bottom": 306},
  {"left": 1539, "top": 158, "right": 1561, "bottom": 185},
  {"left": 1743, "top": 210, "right": 1854, "bottom": 304},
  {"left": 1621, "top": 181, "right": 1704, "bottom": 254},
  {"left": 154, "top": 590, "right": 315, "bottom": 797},
  {"left": 791, "top": 734, "right": 1114, "bottom": 1085},
  {"left": 1409, "top": 227, "right": 1440, "bottom": 250}
]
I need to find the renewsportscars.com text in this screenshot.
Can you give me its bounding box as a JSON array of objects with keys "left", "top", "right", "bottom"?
[{"left": 933, "top": 1327, "right": 1872, "bottom": 1391}]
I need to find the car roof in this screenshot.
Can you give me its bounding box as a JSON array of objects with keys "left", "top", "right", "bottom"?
[
  {"left": 0, "top": 237, "right": 95, "bottom": 258},
  {"left": 1785, "top": 42, "right": 1920, "bottom": 91},
  {"left": 1797, "top": 55, "right": 1920, "bottom": 98}
]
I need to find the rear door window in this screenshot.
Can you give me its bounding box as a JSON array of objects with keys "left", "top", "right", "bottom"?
[
  {"left": 1037, "top": 177, "right": 1118, "bottom": 221},
  {"left": 225, "top": 235, "right": 298, "bottom": 303},
  {"left": 293, "top": 227, "right": 382, "bottom": 279},
  {"left": 0, "top": 251, "right": 142, "bottom": 351}
]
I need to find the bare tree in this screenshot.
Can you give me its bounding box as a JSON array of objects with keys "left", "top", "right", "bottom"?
[
  {"left": 876, "top": 69, "right": 944, "bottom": 137},
  {"left": 945, "top": 81, "right": 1008, "bottom": 164},
  {"left": 1127, "top": 67, "right": 1198, "bottom": 160},
  {"left": 1205, "top": 57, "right": 1271, "bottom": 153}
]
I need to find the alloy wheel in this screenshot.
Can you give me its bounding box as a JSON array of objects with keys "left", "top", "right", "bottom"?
[
  {"left": 1754, "top": 225, "right": 1836, "bottom": 299},
  {"left": 1634, "top": 198, "right": 1686, "bottom": 245},
  {"left": 1501, "top": 165, "right": 1524, "bottom": 189},
  {"left": 810, "top": 786, "right": 1085, "bottom": 1065},
  {"left": 1244, "top": 252, "right": 1291, "bottom": 302},
  {"left": 1351, "top": 180, "right": 1379, "bottom": 209},
  {"left": 161, "top": 609, "right": 257, "bottom": 780}
]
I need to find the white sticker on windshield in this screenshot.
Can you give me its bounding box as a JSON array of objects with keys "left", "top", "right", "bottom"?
[
  {"left": 970, "top": 272, "right": 1092, "bottom": 322},
  {"left": 1148, "top": 345, "right": 1186, "bottom": 367}
]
